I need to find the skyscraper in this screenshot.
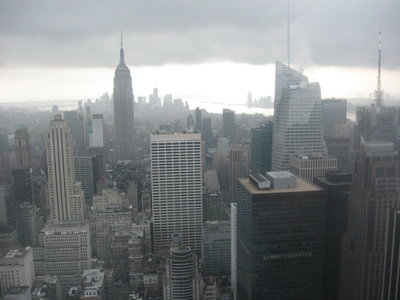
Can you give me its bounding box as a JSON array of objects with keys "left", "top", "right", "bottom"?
[
  {"left": 74, "top": 156, "right": 94, "bottom": 205},
  {"left": 250, "top": 121, "right": 273, "bottom": 174},
  {"left": 322, "top": 98, "right": 347, "bottom": 138},
  {"left": 63, "top": 110, "right": 85, "bottom": 152},
  {"left": 13, "top": 125, "right": 31, "bottom": 169},
  {"left": 236, "top": 172, "right": 325, "bottom": 299},
  {"left": 229, "top": 145, "right": 245, "bottom": 201},
  {"left": 223, "top": 109, "right": 236, "bottom": 144},
  {"left": 314, "top": 171, "right": 352, "bottom": 300},
  {"left": 150, "top": 132, "right": 203, "bottom": 253},
  {"left": 46, "top": 115, "right": 85, "bottom": 221},
  {"left": 273, "top": 61, "right": 307, "bottom": 112},
  {"left": 339, "top": 141, "right": 400, "bottom": 300},
  {"left": 194, "top": 107, "right": 202, "bottom": 132},
  {"left": 272, "top": 62, "right": 325, "bottom": 171},
  {"left": 163, "top": 233, "right": 202, "bottom": 300},
  {"left": 382, "top": 209, "right": 400, "bottom": 300},
  {"left": 89, "top": 114, "right": 104, "bottom": 149},
  {"left": 12, "top": 125, "right": 34, "bottom": 206},
  {"left": 113, "top": 37, "right": 135, "bottom": 161}
]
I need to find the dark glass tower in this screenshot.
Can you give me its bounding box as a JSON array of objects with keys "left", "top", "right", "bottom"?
[
  {"left": 314, "top": 171, "right": 352, "bottom": 300},
  {"left": 223, "top": 109, "right": 236, "bottom": 144},
  {"left": 113, "top": 37, "right": 135, "bottom": 161},
  {"left": 250, "top": 121, "right": 273, "bottom": 174},
  {"left": 236, "top": 172, "right": 325, "bottom": 299}
]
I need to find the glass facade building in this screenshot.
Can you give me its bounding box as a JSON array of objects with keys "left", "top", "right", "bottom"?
[{"left": 236, "top": 175, "right": 325, "bottom": 299}]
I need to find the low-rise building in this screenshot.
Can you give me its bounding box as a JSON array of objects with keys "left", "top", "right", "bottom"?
[
  {"left": 289, "top": 154, "right": 337, "bottom": 182},
  {"left": 33, "top": 221, "right": 91, "bottom": 297},
  {"left": 0, "top": 248, "right": 34, "bottom": 296}
]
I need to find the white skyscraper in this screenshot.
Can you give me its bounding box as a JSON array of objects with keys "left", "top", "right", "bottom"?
[
  {"left": 150, "top": 132, "right": 203, "bottom": 253},
  {"left": 46, "top": 115, "right": 85, "bottom": 221},
  {"left": 89, "top": 114, "right": 104, "bottom": 148},
  {"left": 272, "top": 62, "right": 326, "bottom": 171}
]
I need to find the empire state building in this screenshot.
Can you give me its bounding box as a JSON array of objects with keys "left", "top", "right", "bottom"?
[{"left": 113, "top": 37, "right": 135, "bottom": 161}]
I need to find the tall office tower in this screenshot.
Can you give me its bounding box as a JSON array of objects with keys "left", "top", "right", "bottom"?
[
  {"left": 150, "top": 132, "right": 203, "bottom": 253},
  {"left": 149, "top": 88, "right": 161, "bottom": 107},
  {"left": 272, "top": 63, "right": 325, "bottom": 171},
  {"left": 0, "top": 128, "right": 8, "bottom": 153},
  {"left": 74, "top": 156, "right": 94, "bottom": 205},
  {"left": 113, "top": 38, "right": 135, "bottom": 161},
  {"left": 194, "top": 107, "right": 202, "bottom": 132},
  {"left": 163, "top": 233, "right": 202, "bottom": 300},
  {"left": 13, "top": 125, "right": 31, "bottom": 169},
  {"left": 322, "top": 98, "right": 347, "bottom": 138},
  {"left": 289, "top": 154, "right": 337, "bottom": 182},
  {"left": 0, "top": 248, "right": 34, "bottom": 296},
  {"left": 230, "top": 203, "right": 237, "bottom": 300},
  {"left": 186, "top": 114, "right": 194, "bottom": 130},
  {"left": 223, "top": 109, "right": 236, "bottom": 144},
  {"left": 83, "top": 105, "right": 92, "bottom": 150},
  {"left": 33, "top": 221, "right": 91, "bottom": 297},
  {"left": 202, "top": 221, "right": 231, "bottom": 276},
  {"left": 12, "top": 168, "right": 33, "bottom": 204},
  {"left": 12, "top": 125, "right": 34, "bottom": 207},
  {"left": 339, "top": 141, "right": 400, "bottom": 300},
  {"left": 229, "top": 145, "right": 245, "bottom": 201},
  {"left": 0, "top": 184, "right": 16, "bottom": 228},
  {"left": 236, "top": 172, "right": 325, "bottom": 299},
  {"left": 201, "top": 117, "right": 213, "bottom": 149},
  {"left": 274, "top": 61, "right": 308, "bottom": 112},
  {"left": 250, "top": 121, "right": 273, "bottom": 174},
  {"left": 247, "top": 92, "right": 252, "bottom": 107},
  {"left": 46, "top": 115, "right": 85, "bottom": 221},
  {"left": 314, "top": 171, "right": 352, "bottom": 300},
  {"left": 89, "top": 114, "right": 104, "bottom": 149},
  {"left": 63, "top": 110, "right": 85, "bottom": 152},
  {"left": 382, "top": 209, "right": 400, "bottom": 300},
  {"left": 19, "top": 202, "right": 40, "bottom": 246}
]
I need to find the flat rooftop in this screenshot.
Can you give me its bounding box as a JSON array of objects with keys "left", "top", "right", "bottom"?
[
  {"left": 239, "top": 176, "right": 322, "bottom": 195},
  {"left": 43, "top": 220, "right": 89, "bottom": 234},
  {"left": 150, "top": 132, "right": 201, "bottom": 142}
]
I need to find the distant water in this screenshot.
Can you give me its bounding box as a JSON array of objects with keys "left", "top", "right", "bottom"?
[
  {"left": 189, "top": 100, "right": 356, "bottom": 121},
  {"left": 1, "top": 98, "right": 355, "bottom": 121},
  {"left": 191, "top": 100, "right": 274, "bottom": 116}
]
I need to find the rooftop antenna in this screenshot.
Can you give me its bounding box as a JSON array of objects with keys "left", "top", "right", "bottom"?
[
  {"left": 375, "top": 25, "right": 383, "bottom": 106},
  {"left": 120, "top": 31, "right": 123, "bottom": 49},
  {"left": 287, "top": 0, "right": 291, "bottom": 67}
]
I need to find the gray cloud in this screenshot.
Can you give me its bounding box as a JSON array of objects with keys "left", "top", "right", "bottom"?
[{"left": 0, "top": 0, "right": 399, "bottom": 69}]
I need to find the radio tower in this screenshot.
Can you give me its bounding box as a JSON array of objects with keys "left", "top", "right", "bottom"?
[
  {"left": 287, "top": 0, "right": 291, "bottom": 67},
  {"left": 374, "top": 26, "right": 384, "bottom": 106}
]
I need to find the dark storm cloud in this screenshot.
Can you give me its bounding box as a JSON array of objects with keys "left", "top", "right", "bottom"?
[{"left": 0, "top": 0, "right": 399, "bottom": 69}]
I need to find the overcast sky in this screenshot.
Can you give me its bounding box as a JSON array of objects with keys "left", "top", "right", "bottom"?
[{"left": 0, "top": 0, "right": 399, "bottom": 104}]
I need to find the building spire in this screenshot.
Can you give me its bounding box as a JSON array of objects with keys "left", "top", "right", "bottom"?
[
  {"left": 375, "top": 26, "right": 383, "bottom": 106},
  {"left": 118, "top": 32, "right": 126, "bottom": 68},
  {"left": 287, "top": 0, "right": 291, "bottom": 67}
]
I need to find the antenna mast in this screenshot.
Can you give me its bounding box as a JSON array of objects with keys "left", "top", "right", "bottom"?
[
  {"left": 287, "top": 0, "right": 291, "bottom": 67},
  {"left": 375, "top": 26, "right": 383, "bottom": 106}
]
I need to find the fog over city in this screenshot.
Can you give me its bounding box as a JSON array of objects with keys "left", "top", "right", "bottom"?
[
  {"left": 0, "top": 0, "right": 399, "bottom": 103},
  {"left": 1, "top": 1, "right": 400, "bottom": 300}
]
